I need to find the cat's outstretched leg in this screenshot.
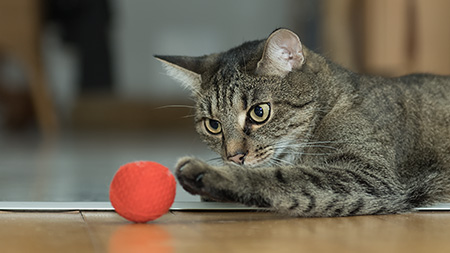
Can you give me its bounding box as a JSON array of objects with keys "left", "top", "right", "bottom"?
[{"left": 175, "top": 156, "right": 413, "bottom": 217}]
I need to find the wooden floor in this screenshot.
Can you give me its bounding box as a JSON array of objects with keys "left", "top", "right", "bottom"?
[{"left": 1, "top": 211, "right": 450, "bottom": 253}]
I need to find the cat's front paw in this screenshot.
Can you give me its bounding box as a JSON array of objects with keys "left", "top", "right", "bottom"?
[
  {"left": 175, "top": 157, "right": 210, "bottom": 195},
  {"left": 175, "top": 157, "right": 234, "bottom": 201}
]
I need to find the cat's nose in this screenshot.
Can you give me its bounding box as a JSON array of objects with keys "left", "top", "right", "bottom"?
[{"left": 227, "top": 152, "right": 247, "bottom": 165}]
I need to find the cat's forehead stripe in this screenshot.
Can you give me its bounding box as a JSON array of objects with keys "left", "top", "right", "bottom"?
[
  {"left": 223, "top": 82, "right": 232, "bottom": 108},
  {"left": 200, "top": 69, "right": 254, "bottom": 119},
  {"left": 242, "top": 93, "right": 248, "bottom": 109},
  {"left": 205, "top": 99, "right": 212, "bottom": 117},
  {"left": 217, "top": 79, "right": 230, "bottom": 109},
  {"left": 227, "top": 84, "right": 235, "bottom": 108},
  {"left": 209, "top": 100, "right": 214, "bottom": 116},
  {"left": 211, "top": 93, "right": 218, "bottom": 117}
]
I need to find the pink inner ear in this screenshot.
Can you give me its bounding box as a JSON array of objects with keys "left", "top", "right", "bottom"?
[
  {"left": 280, "top": 47, "right": 293, "bottom": 59},
  {"left": 281, "top": 47, "right": 293, "bottom": 60},
  {"left": 277, "top": 34, "right": 303, "bottom": 61},
  {"left": 257, "top": 29, "right": 305, "bottom": 76},
  {"left": 277, "top": 47, "right": 295, "bottom": 71}
]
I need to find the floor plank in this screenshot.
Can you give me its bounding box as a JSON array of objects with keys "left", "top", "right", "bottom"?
[
  {"left": 0, "top": 211, "right": 94, "bottom": 253},
  {"left": 2, "top": 210, "right": 450, "bottom": 253},
  {"left": 82, "top": 211, "right": 450, "bottom": 253}
]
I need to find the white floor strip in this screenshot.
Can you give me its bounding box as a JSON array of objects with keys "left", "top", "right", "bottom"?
[{"left": 0, "top": 201, "right": 449, "bottom": 212}]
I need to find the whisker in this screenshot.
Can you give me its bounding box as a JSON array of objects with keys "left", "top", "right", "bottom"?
[
  {"left": 206, "top": 157, "right": 224, "bottom": 165},
  {"left": 156, "top": 104, "right": 195, "bottom": 109},
  {"left": 267, "top": 159, "right": 281, "bottom": 167},
  {"left": 270, "top": 157, "right": 294, "bottom": 166},
  {"left": 274, "top": 144, "right": 337, "bottom": 150},
  {"left": 299, "top": 140, "right": 340, "bottom": 145},
  {"left": 302, "top": 153, "right": 332, "bottom": 156},
  {"left": 276, "top": 139, "right": 339, "bottom": 145},
  {"left": 268, "top": 159, "right": 283, "bottom": 167},
  {"left": 277, "top": 151, "right": 332, "bottom": 156},
  {"left": 273, "top": 140, "right": 344, "bottom": 152}
]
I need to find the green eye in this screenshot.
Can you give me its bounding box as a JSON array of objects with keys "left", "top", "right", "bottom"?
[
  {"left": 204, "top": 119, "right": 222, "bottom": 134},
  {"left": 249, "top": 103, "right": 271, "bottom": 124}
]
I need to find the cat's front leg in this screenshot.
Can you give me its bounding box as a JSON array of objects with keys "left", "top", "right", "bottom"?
[
  {"left": 175, "top": 157, "right": 271, "bottom": 207},
  {"left": 176, "top": 157, "right": 415, "bottom": 217}
]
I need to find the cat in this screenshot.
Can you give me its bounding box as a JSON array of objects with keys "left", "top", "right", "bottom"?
[{"left": 155, "top": 28, "right": 450, "bottom": 217}]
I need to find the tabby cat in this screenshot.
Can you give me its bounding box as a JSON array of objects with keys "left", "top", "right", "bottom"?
[{"left": 155, "top": 28, "right": 450, "bottom": 217}]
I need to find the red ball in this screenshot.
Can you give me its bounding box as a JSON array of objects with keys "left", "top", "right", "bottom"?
[{"left": 109, "top": 161, "right": 176, "bottom": 223}]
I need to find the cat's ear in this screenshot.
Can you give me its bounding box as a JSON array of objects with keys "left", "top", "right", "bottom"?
[
  {"left": 256, "top": 29, "right": 305, "bottom": 77},
  {"left": 154, "top": 55, "right": 204, "bottom": 93}
]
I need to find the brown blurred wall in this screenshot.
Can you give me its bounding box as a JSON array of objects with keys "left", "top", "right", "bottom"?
[{"left": 321, "top": 0, "right": 450, "bottom": 77}]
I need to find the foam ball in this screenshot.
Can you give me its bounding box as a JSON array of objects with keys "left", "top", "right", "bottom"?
[{"left": 110, "top": 161, "right": 176, "bottom": 223}]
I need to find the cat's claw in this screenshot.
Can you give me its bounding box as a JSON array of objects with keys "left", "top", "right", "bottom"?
[{"left": 195, "top": 174, "right": 204, "bottom": 188}]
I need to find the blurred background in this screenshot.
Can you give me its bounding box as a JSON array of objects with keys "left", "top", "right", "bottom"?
[{"left": 0, "top": 0, "right": 450, "bottom": 203}]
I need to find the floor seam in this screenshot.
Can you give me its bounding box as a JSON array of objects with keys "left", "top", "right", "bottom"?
[{"left": 80, "top": 211, "right": 102, "bottom": 253}]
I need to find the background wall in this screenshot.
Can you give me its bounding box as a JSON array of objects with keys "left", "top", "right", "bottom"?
[
  {"left": 321, "top": 0, "right": 450, "bottom": 77},
  {"left": 2, "top": 0, "right": 450, "bottom": 131},
  {"left": 43, "top": 0, "right": 316, "bottom": 118}
]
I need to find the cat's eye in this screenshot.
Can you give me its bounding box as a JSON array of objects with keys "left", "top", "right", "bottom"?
[
  {"left": 204, "top": 119, "right": 222, "bottom": 134},
  {"left": 249, "top": 103, "right": 271, "bottom": 124}
]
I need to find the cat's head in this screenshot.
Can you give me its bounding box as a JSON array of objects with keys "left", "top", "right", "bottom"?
[{"left": 156, "top": 29, "right": 321, "bottom": 167}]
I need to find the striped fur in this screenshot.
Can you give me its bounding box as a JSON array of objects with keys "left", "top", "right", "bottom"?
[{"left": 157, "top": 29, "right": 450, "bottom": 217}]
